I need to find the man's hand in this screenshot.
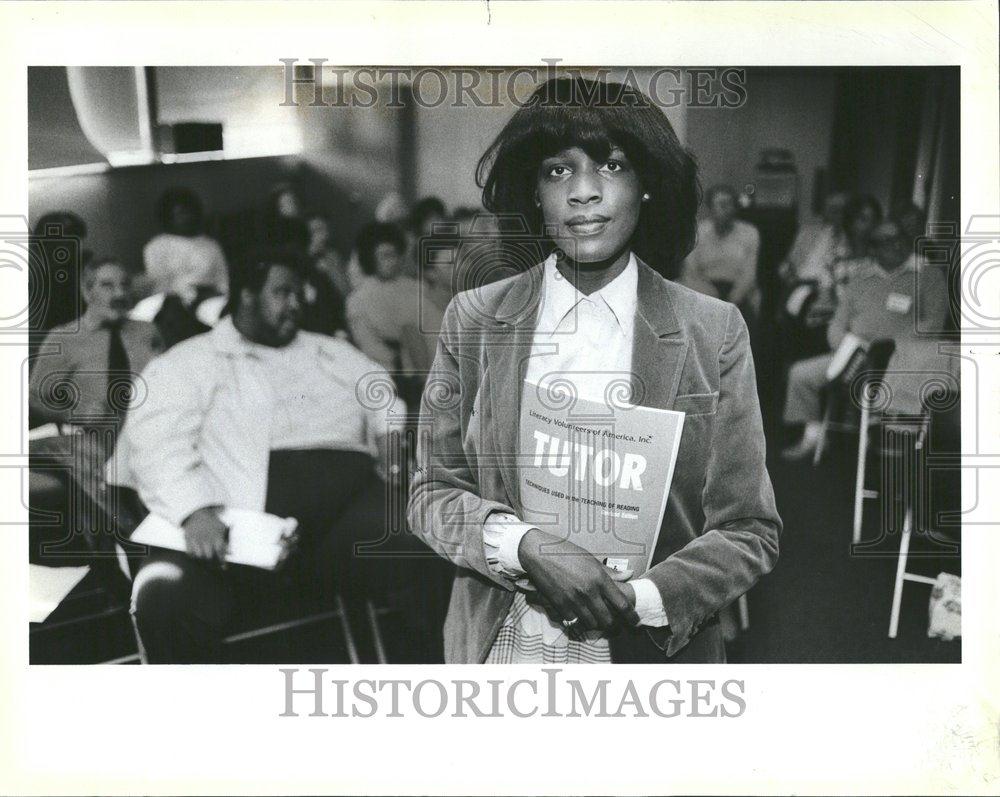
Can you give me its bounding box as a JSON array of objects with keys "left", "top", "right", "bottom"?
[
  {"left": 518, "top": 528, "right": 639, "bottom": 633},
  {"left": 182, "top": 506, "right": 229, "bottom": 564}
]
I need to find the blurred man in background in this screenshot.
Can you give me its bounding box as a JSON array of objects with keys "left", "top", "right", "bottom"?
[{"left": 110, "top": 248, "right": 404, "bottom": 663}]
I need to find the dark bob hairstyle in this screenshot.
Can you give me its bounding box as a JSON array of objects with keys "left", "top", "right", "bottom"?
[
  {"left": 157, "top": 187, "right": 204, "bottom": 232},
  {"left": 476, "top": 76, "right": 700, "bottom": 278},
  {"left": 355, "top": 221, "right": 408, "bottom": 276}
]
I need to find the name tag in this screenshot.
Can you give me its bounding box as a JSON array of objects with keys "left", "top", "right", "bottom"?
[{"left": 886, "top": 292, "right": 912, "bottom": 314}]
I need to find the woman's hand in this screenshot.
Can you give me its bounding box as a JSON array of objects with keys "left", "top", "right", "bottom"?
[{"left": 518, "top": 528, "right": 639, "bottom": 633}]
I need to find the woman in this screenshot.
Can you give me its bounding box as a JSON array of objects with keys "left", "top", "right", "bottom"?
[
  {"left": 139, "top": 188, "right": 229, "bottom": 348},
  {"left": 407, "top": 77, "right": 781, "bottom": 664},
  {"left": 142, "top": 187, "right": 228, "bottom": 303},
  {"left": 679, "top": 183, "right": 761, "bottom": 319},
  {"left": 345, "top": 222, "right": 444, "bottom": 407},
  {"left": 802, "top": 194, "right": 883, "bottom": 327}
]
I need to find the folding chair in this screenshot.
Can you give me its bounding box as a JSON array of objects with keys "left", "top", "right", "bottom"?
[
  {"left": 97, "top": 485, "right": 372, "bottom": 665},
  {"left": 886, "top": 390, "right": 960, "bottom": 638},
  {"left": 813, "top": 339, "right": 896, "bottom": 466},
  {"left": 848, "top": 340, "right": 901, "bottom": 541}
]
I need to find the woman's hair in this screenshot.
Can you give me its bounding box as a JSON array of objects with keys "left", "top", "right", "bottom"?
[
  {"left": 354, "top": 221, "right": 407, "bottom": 276},
  {"left": 157, "top": 187, "right": 204, "bottom": 232},
  {"left": 476, "top": 76, "right": 700, "bottom": 277},
  {"left": 841, "top": 193, "right": 883, "bottom": 235}
]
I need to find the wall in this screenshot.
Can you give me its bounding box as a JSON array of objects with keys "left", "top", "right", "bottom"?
[
  {"left": 413, "top": 68, "right": 688, "bottom": 212},
  {"left": 28, "top": 67, "right": 404, "bottom": 270},
  {"left": 685, "top": 68, "right": 838, "bottom": 223}
]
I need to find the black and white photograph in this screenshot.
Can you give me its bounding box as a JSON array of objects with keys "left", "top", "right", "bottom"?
[
  {"left": 2, "top": 2, "right": 998, "bottom": 795},
  {"left": 24, "top": 62, "right": 963, "bottom": 666}
]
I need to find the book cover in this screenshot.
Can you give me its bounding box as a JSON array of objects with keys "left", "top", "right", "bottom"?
[{"left": 517, "top": 381, "right": 685, "bottom": 576}]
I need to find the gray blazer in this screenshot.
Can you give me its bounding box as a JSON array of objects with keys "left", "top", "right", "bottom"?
[{"left": 407, "top": 257, "right": 781, "bottom": 663}]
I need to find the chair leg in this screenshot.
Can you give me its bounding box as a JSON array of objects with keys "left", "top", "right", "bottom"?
[
  {"left": 737, "top": 594, "right": 750, "bottom": 631},
  {"left": 365, "top": 599, "right": 389, "bottom": 664},
  {"left": 334, "top": 593, "right": 361, "bottom": 664},
  {"left": 812, "top": 406, "right": 831, "bottom": 466},
  {"left": 852, "top": 395, "right": 871, "bottom": 545},
  {"left": 129, "top": 612, "right": 150, "bottom": 665},
  {"left": 888, "top": 507, "right": 913, "bottom": 639}
]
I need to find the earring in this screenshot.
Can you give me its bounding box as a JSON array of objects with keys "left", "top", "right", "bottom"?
[{"left": 642, "top": 193, "right": 651, "bottom": 201}]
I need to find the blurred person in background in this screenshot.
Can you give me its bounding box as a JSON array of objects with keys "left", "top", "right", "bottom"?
[
  {"left": 142, "top": 188, "right": 228, "bottom": 303},
  {"left": 778, "top": 189, "right": 849, "bottom": 286},
  {"left": 306, "top": 213, "right": 351, "bottom": 299},
  {"left": 346, "top": 222, "right": 444, "bottom": 407},
  {"left": 260, "top": 182, "right": 309, "bottom": 251},
  {"left": 399, "top": 196, "right": 448, "bottom": 279},
  {"left": 138, "top": 188, "right": 229, "bottom": 348},
  {"left": 831, "top": 194, "right": 883, "bottom": 292},
  {"left": 29, "top": 258, "right": 161, "bottom": 573},
  {"left": 780, "top": 216, "right": 947, "bottom": 461},
  {"left": 678, "top": 184, "right": 761, "bottom": 320},
  {"left": 109, "top": 248, "right": 404, "bottom": 663},
  {"left": 894, "top": 200, "right": 928, "bottom": 253},
  {"left": 798, "top": 194, "right": 883, "bottom": 329},
  {"left": 299, "top": 213, "right": 348, "bottom": 337}
]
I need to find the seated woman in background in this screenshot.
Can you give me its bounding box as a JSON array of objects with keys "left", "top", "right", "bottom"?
[
  {"left": 799, "top": 193, "right": 883, "bottom": 328},
  {"left": 345, "top": 222, "right": 444, "bottom": 408},
  {"left": 307, "top": 213, "right": 351, "bottom": 299},
  {"left": 678, "top": 184, "right": 761, "bottom": 320},
  {"left": 778, "top": 189, "right": 849, "bottom": 287},
  {"left": 137, "top": 188, "right": 229, "bottom": 347},
  {"left": 142, "top": 187, "right": 228, "bottom": 303}
]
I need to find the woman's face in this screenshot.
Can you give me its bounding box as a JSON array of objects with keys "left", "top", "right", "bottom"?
[
  {"left": 373, "top": 242, "right": 403, "bottom": 280},
  {"left": 536, "top": 145, "right": 643, "bottom": 264},
  {"left": 169, "top": 203, "right": 198, "bottom": 236}
]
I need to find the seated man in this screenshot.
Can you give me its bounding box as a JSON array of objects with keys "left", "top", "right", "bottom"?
[
  {"left": 29, "top": 258, "right": 161, "bottom": 565},
  {"left": 108, "top": 248, "right": 405, "bottom": 663},
  {"left": 781, "top": 218, "right": 948, "bottom": 461}
]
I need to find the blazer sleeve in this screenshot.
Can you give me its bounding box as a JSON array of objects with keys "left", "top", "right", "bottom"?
[
  {"left": 645, "top": 304, "right": 781, "bottom": 656},
  {"left": 405, "top": 300, "right": 519, "bottom": 590}
]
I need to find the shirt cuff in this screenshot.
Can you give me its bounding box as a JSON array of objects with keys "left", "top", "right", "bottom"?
[
  {"left": 482, "top": 512, "right": 535, "bottom": 579},
  {"left": 631, "top": 578, "right": 669, "bottom": 627}
]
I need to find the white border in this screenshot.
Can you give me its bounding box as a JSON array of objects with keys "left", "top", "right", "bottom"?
[{"left": 1, "top": 2, "right": 998, "bottom": 795}]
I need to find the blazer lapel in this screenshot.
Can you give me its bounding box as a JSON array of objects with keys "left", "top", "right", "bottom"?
[
  {"left": 484, "top": 264, "right": 544, "bottom": 511},
  {"left": 482, "top": 258, "right": 687, "bottom": 510},
  {"left": 629, "top": 259, "right": 688, "bottom": 412}
]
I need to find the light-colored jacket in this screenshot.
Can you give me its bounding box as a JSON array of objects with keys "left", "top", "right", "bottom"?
[
  {"left": 407, "top": 257, "right": 782, "bottom": 663},
  {"left": 108, "top": 318, "right": 400, "bottom": 527}
]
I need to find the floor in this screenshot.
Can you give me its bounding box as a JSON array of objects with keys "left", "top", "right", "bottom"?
[
  {"left": 732, "top": 430, "right": 961, "bottom": 664},
  {"left": 29, "top": 424, "right": 962, "bottom": 665}
]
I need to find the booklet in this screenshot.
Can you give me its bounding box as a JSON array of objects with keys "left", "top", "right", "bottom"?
[
  {"left": 29, "top": 564, "right": 90, "bottom": 623},
  {"left": 131, "top": 508, "right": 299, "bottom": 570},
  {"left": 518, "top": 381, "right": 685, "bottom": 576},
  {"left": 825, "top": 332, "right": 868, "bottom": 381}
]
